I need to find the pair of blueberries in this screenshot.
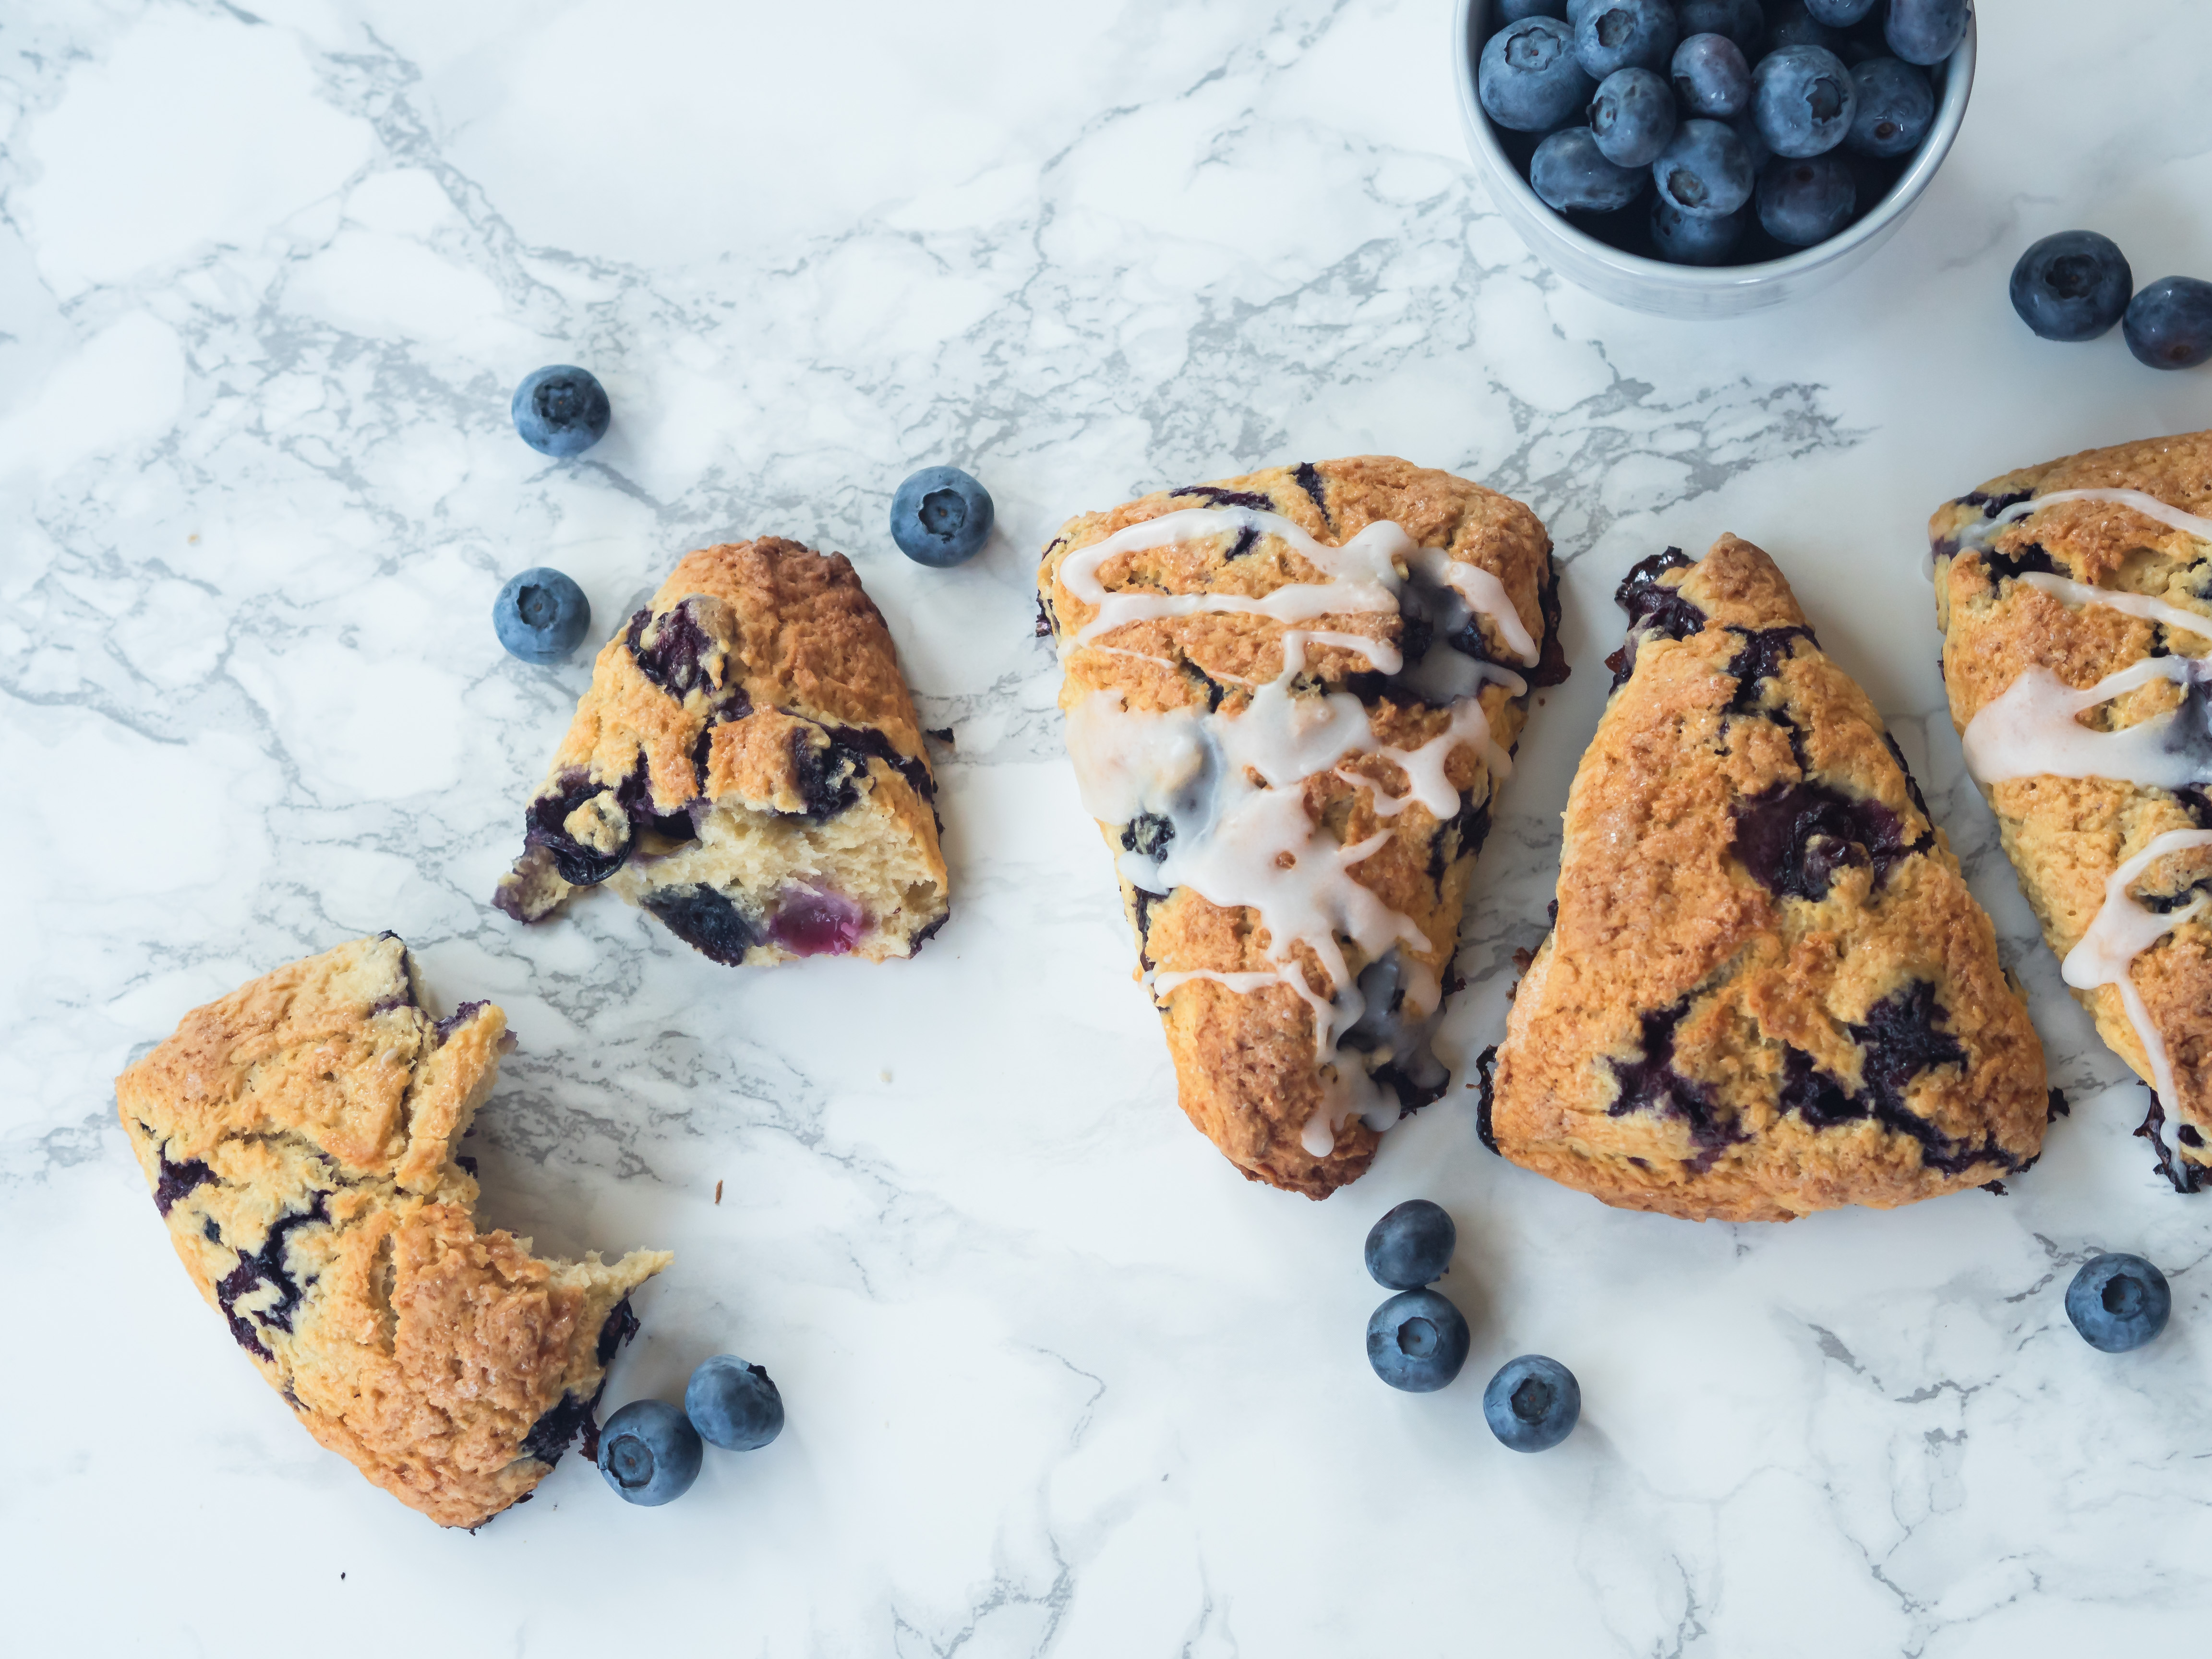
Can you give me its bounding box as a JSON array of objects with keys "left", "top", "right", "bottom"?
[
  {"left": 597, "top": 1354, "right": 788, "bottom": 1506},
  {"left": 1362, "top": 1200, "right": 1580, "bottom": 1452},
  {"left": 2010, "top": 232, "right": 2212, "bottom": 370}
]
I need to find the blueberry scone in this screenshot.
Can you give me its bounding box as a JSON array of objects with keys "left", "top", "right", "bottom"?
[
  {"left": 1930, "top": 431, "right": 2212, "bottom": 1188},
  {"left": 1040, "top": 457, "right": 1567, "bottom": 1199},
  {"left": 115, "top": 934, "right": 671, "bottom": 1528},
  {"left": 496, "top": 538, "right": 950, "bottom": 964},
  {"left": 1485, "top": 536, "right": 2048, "bottom": 1222}
]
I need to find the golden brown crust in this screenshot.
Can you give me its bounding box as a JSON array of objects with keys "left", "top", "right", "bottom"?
[
  {"left": 495, "top": 538, "right": 950, "bottom": 965},
  {"left": 1931, "top": 430, "right": 2212, "bottom": 1167},
  {"left": 1040, "top": 456, "right": 1559, "bottom": 1198},
  {"left": 1491, "top": 536, "right": 2048, "bottom": 1222},
  {"left": 114, "top": 935, "right": 670, "bottom": 1527}
]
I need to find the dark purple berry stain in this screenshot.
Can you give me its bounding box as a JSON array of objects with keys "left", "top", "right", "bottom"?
[
  {"left": 1606, "top": 998, "right": 1743, "bottom": 1168},
  {"left": 1293, "top": 462, "right": 1331, "bottom": 522},
  {"left": 1531, "top": 558, "right": 1572, "bottom": 689},
  {"left": 1882, "top": 733, "right": 1932, "bottom": 821},
  {"left": 433, "top": 1001, "right": 488, "bottom": 1045},
  {"left": 2048, "top": 1087, "right": 2071, "bottom": 1122},
  {"left": 1962, "top": 489, "right": 2036, "bottom": 519},
  {"left": 1338, "top": 951, "right": 1451, "bottom": 1115},
  {"left": 1606, "top": 548, "right": 1706, "bottom": 690},
  {"left": 154, "top": 1154, "right": 215, "bottom": 1217},
  {"left": 1976, "top": 542, "right": 2060, "bottom": 584},
  {"left": 520, "top": 769, "right": 632, "bottom": 887},
  {"left": 641, "top": 885, "right": 762, "bottom": 965},
  {"left": 823, "top": 722, "right": 938, "bottom": 804},
  {"left": 1722, "top": 625, "right": 1817, "bottom": 713},
  {"left": 1170, "top": 484, "right": 1274, "bottom": 513},
  {"left": 625, "top": 600, "right": 725, "bottom": 701},
  {"left": 520, "top": 1297, "right": 641, "bottom": 1469},
  {"left": 1034, "top": 596, "right": 1056, "bottom": 639},
  {"left": 203, "top": 1216, "right": 222, "bottom": 1243},
  {"left": 1224, "top": 524, "right": 1262, "bottom": 560},
  {"left": 789, "top": 728, "right": 865, "bottom": 821},
  {"left": 1475, "top": 1044, "right": 1502, "bottom": 1154},
  {"left": 1731, "top": 781, "right": 1926, "bottom": 902},
  {"left": 1427, "top": 790, "right": 1493, "bottom": 885},
  {"left": 2135, "top": 1091, "right": 2207, "bottom": 1194},
  {"left": 769, "top": 888, "right": 865, "bottom": 957},
  {"left": 216, "top": 1192, "right": 329, "bottom": 1360},
  {"left": 615, "top": 763, "right": 700, "bottom": 845},
  {"left": 1121, "top": 812, "right": 1174, "bottom": 863}
]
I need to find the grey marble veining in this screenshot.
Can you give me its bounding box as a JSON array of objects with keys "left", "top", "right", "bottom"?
[{"left": 7, "top": 1, "right": 2212, "bottom": 1654}]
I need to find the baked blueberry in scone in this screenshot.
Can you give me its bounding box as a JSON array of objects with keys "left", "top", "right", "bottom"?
[
  {"left": 1487, "top": 535, "right": 2047, "bottom": 1222},
  {"left": 495, "top": 539, "right": 950, "bottom": 964},
  {"left": 1040, "top": 456, "right": 1567, "bottom": 1199},
  {"left": 1930, "top": 431, "right": 2212, "bottom": 1188},
  {"left": 114, "top": 935, "right": 671, "bottom": 1528}
]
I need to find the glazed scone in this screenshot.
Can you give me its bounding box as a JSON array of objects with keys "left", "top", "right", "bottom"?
[
  {"left": 114, "top": 934, "right": 671, "bottom": 1528},
  {"left": 1040, "top": 457, "right": 1567, "bottom": 1199},
  {"left": 1930, "top": 431, "right": 2212, "bottom": 1187},
  {"left": 1486, "top": 536, "right": 2048, "bottom": 1223},
  {"left": 495, "top": 538, "right": 949, "bottom": 965}
]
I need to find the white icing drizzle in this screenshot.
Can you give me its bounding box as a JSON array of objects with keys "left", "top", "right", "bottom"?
[
  {"left": 2061, "top": 829, "right": 2212, "bottom": 1110},
  {"left": 1963, "top": 656, "right": 2212, "bottom": 787},
  {"left": 2013, "top": 572, "right": 2212, "bottom": 643},
  {"left": 1056, "top": 506, "right": 1538, "bottom": 1159},
  {"left": 1932, "top": 485, "right": 2212, "bottom": 581}
]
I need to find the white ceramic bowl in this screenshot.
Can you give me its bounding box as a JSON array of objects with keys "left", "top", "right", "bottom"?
[{"left": 1452, "top": 0, "right": 1976, "bottom": 319}]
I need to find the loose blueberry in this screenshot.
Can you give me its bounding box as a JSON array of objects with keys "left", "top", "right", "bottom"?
[
  {"left": 1752, "top": 44, "right": 1856, "bottom": 158},
  {"left": 1483, "top": 1354, "right": 1581, "bottom": 1452},
  {"left": 1677, "top": 0, "right": 1762, "bottom": 54},
  {"left": 1671, "top": 33, "right": 1751, "bottom": 119},
  {"left": 1365, "top": 1200, "right": 1456, "bottom": 1290},
  {"left": 493, "top": 567, "right": 592, "bottom": 665},
  {"left": 1365, "top": 1289, "right": 1471, "bottom": 1392},
  {"left": 1756, "top": 154, "right": 1856, "bottom": 245},
  {"left": 1531, "top": 127, "right": 1648, "bottom": 213},
  {"left": 1884, "top": 0, "right": 1970, "bottom": 66},
  {"left": 1803, "top": 0, "right": 1876, "bottom": 22},
  {"left": 685, "top": 1355, "right": 786, "bottom": 1451},
  {"left": 1651, "top": 197, "right": 1747, "bottom": 264},
  {"left": 891, "top": 466, "right": 995, "bottom": 566},
  {"left": 597, "top": 1399, "right": 703, "bottom": 1505},
  {"left": 2124, "top": 277, "right": 2212, "bottom": 371},
  {"left": 510, "top": 365, "right": 611, "bottom": 458},
  {"left": 1573, "top": 0, "right": 1679, "bottom": 80},
  {"left": 1479, "top": 17, "right": 1596, "bottom": 132},
  {"left": 2064, "top": 1253, "right": 2171, "bottom": 1353},
  {"left": 1845, "top": 57, "right": 1934, "bottom": 157},
  {"left": 2008, "top": 232, "right": 2132, "bottom": 343},
  {"left": 1765, "top": 0, "right": 1841, "bottom": 51},
  {"left": 1653, "top": 118, "right": 1754, "bottom": 218},
  {"left": 1587, "top": 67, "right": 1677, "bottom": 167},
  {"left": 1497, "top": 0, "right": 1569, "bottom": 17}
]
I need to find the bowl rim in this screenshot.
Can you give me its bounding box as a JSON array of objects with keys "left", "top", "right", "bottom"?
[{"left": 1450, "top": 0, "right": 1977, "bottom": 292}]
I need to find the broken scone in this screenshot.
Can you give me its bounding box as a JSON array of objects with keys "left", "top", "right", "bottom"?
[
  {"left": 1040, "top": 456, "right": 1567, "bottom": 1199},
  {"left": 1930, "top": 430, "right": 2212, "bottom": 1188},
  {"left": 1486, "top": 536, "right": 2048, "bottom": 1222},
  {"left": 496, "top": 538, "right": 950, "bottom": 965},
  {"left": 115, "top": 934, "right": 671, "bottom": 1528}
]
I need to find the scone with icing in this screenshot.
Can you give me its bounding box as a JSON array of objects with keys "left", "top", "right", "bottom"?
[
  {"left": 1486, "top": 536, "right": 2048, "bottom": 1222},
  {"left": 1930, "top": 431, "right": 2212, "bottom": 1188},
  {"left": 1040, "top": 456, "right": 1567, "bottom": 1199},
  {"left": 115, "top": 934, "right": 671, "bottom": 1528},
  {"left": 496, "top": 538, "right": 949, "bottom": 965}
]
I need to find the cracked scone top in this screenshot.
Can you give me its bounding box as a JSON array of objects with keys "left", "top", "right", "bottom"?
[
  {"left": 1039, "top": 456, "right": 1566, "bottom": 1199},
  {"left": 115, "top": 934, "right": 671, "bottom": 1528},
  {"left": 1930, "top": 430, "right": 2212, "bottom": 1188},
  {"left": 1487, "top": 536, "right": 2048, "bottom": 1223},
  {"left": 496, "top": 538, "right": 950, "bottom": 965}
]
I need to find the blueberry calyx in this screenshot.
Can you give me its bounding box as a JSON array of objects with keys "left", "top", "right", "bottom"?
[
  {"left": 2065, "top": 1252, "right": 2172, "bottom": 1353},
  {"left": 891, "top": 466, "right": 995, "bottom": 566},
  {"left": 1482, "top": 1354, "right": 1582, "bottom": 1452},
  {"left": 493, "top": 567, "right": 592, "bottom": 665}
]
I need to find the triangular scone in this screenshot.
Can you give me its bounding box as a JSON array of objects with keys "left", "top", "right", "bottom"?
[
  {"left": 1487, "top": 536, "right": 2047, "bottom": 1222},
  {"left": 1931, "top": 431, "right": 2212, "bottom": 1187},
  {"left": 1040, "top": 456, "right": 1566, "bottom": 1199},
  {"left": 115, "top": 935, "right": 671, "bottom": 1528},
  {"left": 496, "top": 539, "right": 949, "bottom": 965}
]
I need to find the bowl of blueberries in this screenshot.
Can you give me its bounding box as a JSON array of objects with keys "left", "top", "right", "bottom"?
[{"left": 1454, "top": 0, "right": 1974, "bottom": 317}]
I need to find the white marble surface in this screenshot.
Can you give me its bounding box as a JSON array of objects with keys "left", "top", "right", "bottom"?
[{"left": 8, "top": 0, "right": 2212, "bottom": 1652}]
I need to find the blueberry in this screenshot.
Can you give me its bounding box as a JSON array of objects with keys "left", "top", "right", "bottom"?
[
  {"left": 1803, "top": 0, "right": 1876, "bottom": 22},
  {"left": 2008, "top": 232, "right": 2132, "bottom": 343},
  {"left": 1756, "top": 154, "right": 1856, "bottom": 245},
  {"left": 597, "top": 1399, "right": 703, "bottom": 1505},
  {"left": 1497, "top": 0, "right": 1570, "bottom": 17},
  {"left": 1677, "top": 0, "right": 1762, "bottom": 54},
  {"left": 1671, "top": 33, "right": 1751, "bottom": 118},
  {"left": 1531, "top": 127, "right": 1649, "bottom": 213},
  {"left": 1653, "top": 119, "right": 1754, "bottom": 217},
  {"left": 2064, "top": 1253, "right": 2172, "bottom": 1352},
  {"left": 1574, "top": 0, "right": 1679, "bottom": 79},
  {"left": 1845, "top": 57, "right": 1934, "bottom": 156},
  {"left": 1884, "top": 0, "right": 1970, "bottom": 65},
  {"left": 2124, "top": 277, "right": 2212, "bottom": 371},
  {"left": 1483, "top": 1355, "right": 1581, "bottom": 1452},
  {"left": 1731, "top": 112, "right": 1772, "bottom": 173},
  {"left": 510, "top": 365, "right": 611, "bottom": 458},
  {"left": 685, "top": 1355, "right": 786, "bottom": 1451},
  {"left": 493, "top": 567, "right": 592, "bottom": 665},
  {"left": 1651, "top": 197, "right": 1746, "bottom": 264},
  {"left": 1365, "top": 1289, "right": 1471, "bottom": 1392},
  {"left": 1765, "top": 0, "right": 1841, "bottom": 50},
  {"left": 1364, "top": 1200, "right": 1456, "bottom": 1290},
  {"left": 1752, "top": 45, "right": 1855, "bottom": 158},
  {"left": 891, "top": 466, "right": 995, "bottom": 566},
  {"left": 1587, "top": 67, "right": 1677, "bottom": 167},
  {"left": 1479, "top": 17, "right": 1596, "bottom": 132}
]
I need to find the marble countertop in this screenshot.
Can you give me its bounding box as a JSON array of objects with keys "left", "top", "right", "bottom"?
[{"left": 8, "top": 1, "right": 2212, "bottom": 1652}]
